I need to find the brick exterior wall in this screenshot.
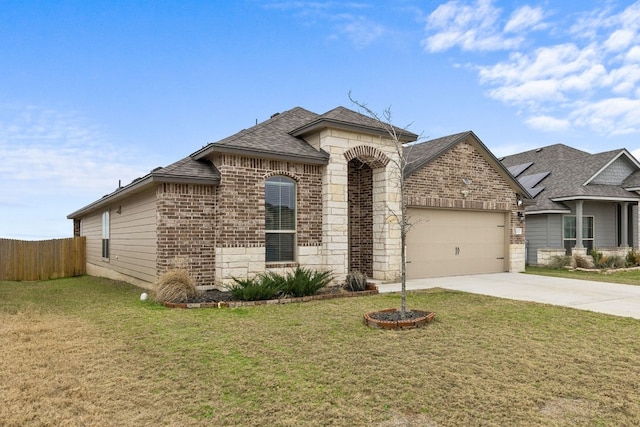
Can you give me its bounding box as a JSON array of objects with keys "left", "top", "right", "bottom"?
[
  {"left": 156, "top": 183, "right": 217, "bottom": 286},
  {"left": 404, "top": 140, "right": 525, "bottom": 245},
  {"left": 348, "top": 159, "right": 373, "bottom": 277},
  {"left": 213, "top": 154, "right": 323, "bottom": 249}
]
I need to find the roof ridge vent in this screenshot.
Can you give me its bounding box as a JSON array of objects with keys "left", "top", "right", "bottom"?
[
  {"left": 535, "top": 148, "right": 543, "bottom": 153},
  {"left": 270, "top": 112, "right": 280, "bottom": 119}
]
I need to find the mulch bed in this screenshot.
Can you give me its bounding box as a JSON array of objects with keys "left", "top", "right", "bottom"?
[{"left": 162, "top": 285, "right": 378, "bottom": 309}]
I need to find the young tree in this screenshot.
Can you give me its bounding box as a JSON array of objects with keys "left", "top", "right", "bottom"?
[{"left": 349, "top": 93, "right": 421, "bottom": 319}]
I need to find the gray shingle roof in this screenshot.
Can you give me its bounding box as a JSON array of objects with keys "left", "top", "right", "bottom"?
[
  {"left": 500, "top": 144, "right": 640, "bottom": 213},
  {"left": 154, "top": 156, "right": 220, "bottom": 182},
  {"left": 192, "top": 107, "right": 330, "bottom": 164},
  {"left": 291, "top": 106, "right": 419, "bottom": 142},
  {"left": 67, "top": 157, "right": 220, "bottom": 218},
  {"left": 403, "top": 131, "right": 471, "bottom": 177}
]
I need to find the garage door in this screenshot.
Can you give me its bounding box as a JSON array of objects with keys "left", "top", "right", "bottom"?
[{"left": 406, "top": 208, "right": 507, "bottom": 279}]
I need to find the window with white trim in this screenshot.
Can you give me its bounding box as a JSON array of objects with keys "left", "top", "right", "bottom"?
[
  {"left": 265, "top": 176, "right": 296, "bottom": 262},
  {"left": 102, "top": 210, "right": 110, "bottom": 259},
  {"left": 563, "top": 215, "right": 594, "bottom": 254}
]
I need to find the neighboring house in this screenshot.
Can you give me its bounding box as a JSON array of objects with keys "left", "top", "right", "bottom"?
[
  {"left": 67, "top": 106, "right": 529, "bottom": 289},
  {"left": 500, "top": 144, "right": 640, "bottom": 265}
]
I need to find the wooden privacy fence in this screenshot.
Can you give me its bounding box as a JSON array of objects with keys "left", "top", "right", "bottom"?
[{"left": 0, "top": 237, "right": 86, "bottom": 281}]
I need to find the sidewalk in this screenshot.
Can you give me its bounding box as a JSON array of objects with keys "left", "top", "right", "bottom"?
[{"left": 377, "top": 272, "right": 640, "bottom": 320}]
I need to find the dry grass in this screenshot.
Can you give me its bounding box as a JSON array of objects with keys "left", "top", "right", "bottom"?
[
  {"left": 153, "top": 269, "right": 200, "bottom": 303},
  {"left": 2, "top": 276, "right": 640, "bottom": 426}
]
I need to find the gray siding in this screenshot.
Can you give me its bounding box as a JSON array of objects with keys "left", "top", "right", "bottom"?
[
  {"left": 584, "top": 202, "right": 616, "bottom": 248},
  {"left": 526, "top": 202, "right": 624, "bottom": 264},
  {"left": 82, "top": 187, "right": 158, "bottom": 283},
  {"left": 525, "top": 214, "right": 562, "bottom": 265}
]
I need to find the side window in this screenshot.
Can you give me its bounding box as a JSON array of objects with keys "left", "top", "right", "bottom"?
[
  {"left": 265, "top": 176, "right": 296, "bottom": 262},
  {"left": 102, "top": 210, "right": 110, "bottom": 259}
]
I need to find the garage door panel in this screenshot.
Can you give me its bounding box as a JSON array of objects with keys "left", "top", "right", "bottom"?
[{"left": 406, "top": 208, "right": 506, "bottom": 279}]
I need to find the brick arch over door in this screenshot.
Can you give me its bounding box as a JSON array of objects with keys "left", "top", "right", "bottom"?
[{"left": 344, "top": 145, "right": 390, "bottom": 169}]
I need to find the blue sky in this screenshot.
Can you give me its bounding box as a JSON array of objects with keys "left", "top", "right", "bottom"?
[{"left": 2, "top": 0, "right": 640, "bottom": 239}]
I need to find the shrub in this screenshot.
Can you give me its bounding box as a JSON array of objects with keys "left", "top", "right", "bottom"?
[
  {"left": 546, "top": 255, "right": 572, "bottom": 269},
  {"left": 603, "top": 255, "right": 627, "bottom": 269},
  {"left": 281, "top": 267, "right": 333, "bottom": 298},
  {"left": 574, "top": 255, "right": 592, "bottom": 269},
  {"left": 345, "top": 270, "right": 368, "bottom": 292},
  {"left": 591, "top": 248, "right": 604, "bottom": 267},
  {"left": 229, "top": 267, "right": 333, "bottom": 301},
  {"left": 229, "top": 275, "right": 282, "bottom": 301},
  {"left": 627, "top": 250, "right": 640, "bottom": 267},
  {"left": 154, "top": 269, "right": 200, "bottom": 303}
]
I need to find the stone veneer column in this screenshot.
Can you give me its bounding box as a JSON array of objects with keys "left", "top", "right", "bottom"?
[
  {"left": 319, "top": 129, "right": 402, "bottom": 281},
  {"left": 322, "top": 141, "right": 350, "bottom": 277},
  {"left": 372, "top": 160, "right": 402, "bottom": 281}
]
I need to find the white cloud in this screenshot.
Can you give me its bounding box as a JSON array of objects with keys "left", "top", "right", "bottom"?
[
  {"left": 570, "top": 97, "right": 640, "bottom": 135},
  {"left": 334, "top": 14, "right": 386, "bottom": 48},
  {"left": 504, "top": 5, "right": 545, "bottom": 33},
  {"left": 0, "top": 104, "right": 162, "bottom": 239},
  {"left": 425, "top": 1, "right": 640, "bottom": 136},
  {"left": 422, "top": 0, "right": 547, "bottom": 52},
  {"left": 0, "top": 105, "right": 157, "bottom": 203},
  {"left": 604, "top": 29, "right": 635, "bottom": 52},
  {"left": 263, "top": 1, "right": 386, "bottom": 47},
  {"left": 525, "top": 115, "right": 571, "bottom": 132}
]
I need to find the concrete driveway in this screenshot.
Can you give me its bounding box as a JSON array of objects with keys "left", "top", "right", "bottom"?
[{"left": 377, "top": 272, "right": 640, "bottom": 320}]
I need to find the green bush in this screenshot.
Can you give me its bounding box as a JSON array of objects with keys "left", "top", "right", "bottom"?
[
  {"left": 591, "top": 248, "right": 604, "bottom": 267},
  {"left": 345, "top": 270, "right": 368, "bottom": 292},
  {"left": 627, "top": 250, "right": 640, "bottom": 267},
  {"left": 281, "top": 267, "right": 333, "bottom": 297},
  {"left": 230, "top": 267, "right": 333, "bottom": 301},
  {"left": 546, "top": 255, "right": 572, "bottom": 269},
  {"left": 229, "top": 275, "right": 282, "bottom": 301}
]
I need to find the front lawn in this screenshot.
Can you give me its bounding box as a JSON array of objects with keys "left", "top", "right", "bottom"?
[
  {"left": 1, "top": 276, "right": 639, "bottom": 426},
  {"left": 526, "top": 265, "right": 640, "bottom": 286}
]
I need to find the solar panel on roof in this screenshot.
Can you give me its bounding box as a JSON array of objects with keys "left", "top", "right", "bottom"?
[
  {"left": 507, "top": 162, "right": 533, "bottom": 177},
  {"left": 518, "top": 171, "right": 550, "bottom": 189},
  {"left": 528, "top": 187, "right": 545, "bottom": 197}
]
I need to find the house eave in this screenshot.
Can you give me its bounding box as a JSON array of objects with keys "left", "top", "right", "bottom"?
[
  {"left": 67, "top": 174, "right": 219, "bottom": 219},
  {"left": 551, "top": 195, "right": 640, "bottom": 203},
  {"left": 192, "top": 145, "right": 329, "bottom": 164},
  {"left": 289, "top": 118, "right": 418, "bottom": 142},
  {"left": 526, "top": 209, "right": 573, "bottom": 215}
]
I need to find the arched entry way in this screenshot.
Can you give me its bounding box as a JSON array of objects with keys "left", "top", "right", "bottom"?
[
  {"left": 348, "top": 159, "right": 373, "bottom": 277},
  {"left": 344, "top": 145, "right": 391, "bottom": 278}
]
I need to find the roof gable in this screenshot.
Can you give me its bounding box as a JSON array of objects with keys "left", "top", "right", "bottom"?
[
  {"left": 585, "top": 150, "right": 640, "bottom": 185},
  {"left": 404, "top": 131, "right": 531, "bottom": 198},
  {"left": 290, "top": 106, "right": 418, "bottom": 142}
]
